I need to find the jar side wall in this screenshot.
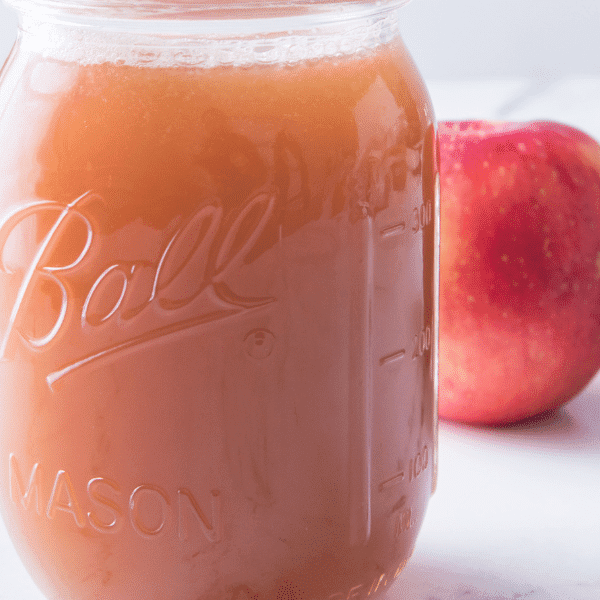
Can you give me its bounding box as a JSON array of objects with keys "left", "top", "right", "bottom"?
[{"left": 0, "top": 0, "right": 438, "bottom": 588}]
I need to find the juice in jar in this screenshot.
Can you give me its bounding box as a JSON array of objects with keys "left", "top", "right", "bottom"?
[{"left": 0, "top": 8, "right": 437, "bottom": 600}]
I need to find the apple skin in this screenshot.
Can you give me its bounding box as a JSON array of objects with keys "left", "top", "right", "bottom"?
[{"left": 439, "top": 120, "right": 600, "bottom": 425}]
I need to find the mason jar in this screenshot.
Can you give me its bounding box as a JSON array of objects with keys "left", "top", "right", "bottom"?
[{"left": 0, "top": 1, "right": 438, "bottom": 599}]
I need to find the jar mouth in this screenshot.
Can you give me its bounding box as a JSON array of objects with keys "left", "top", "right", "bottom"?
[
  {"left": 13, "top": 0, "right": 407, "bottom": 66},
  {"left": 7, "top": 0, "right": 413, "bottom": 21}
]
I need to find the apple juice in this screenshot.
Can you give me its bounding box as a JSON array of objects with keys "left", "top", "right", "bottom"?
[{"left": 0, "top": 8, "right": 438, "bottom": 600}]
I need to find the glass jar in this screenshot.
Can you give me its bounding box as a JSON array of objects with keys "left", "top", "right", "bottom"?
[{"left": 0, "top": 1, "right": 438, "bottom": 599}]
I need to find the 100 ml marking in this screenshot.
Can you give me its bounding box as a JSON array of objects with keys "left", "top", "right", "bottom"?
[{"left": 408, "top": 445, "right": 428, "bottom": 482}]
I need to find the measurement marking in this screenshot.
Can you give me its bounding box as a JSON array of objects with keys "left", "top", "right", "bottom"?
[
  {"left": 379, "top": 471, "right": 405, "bottom": 492},
  {"left": 380, "top": 222, "right": 406, "bottom": 237},
  {"left": 379, "top": 349, "right": 405, "bottom": 366}
]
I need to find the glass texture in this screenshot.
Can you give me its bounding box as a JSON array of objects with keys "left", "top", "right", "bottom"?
[{"left": 0, "top": 1, "right": 438, "bottom": 599}]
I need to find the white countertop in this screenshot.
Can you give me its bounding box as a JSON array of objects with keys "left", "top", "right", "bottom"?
[
  {"left": 1, "top": 79, "right": 599, "bottom": 600},
  {"left": 393, "top": 377, "right": 600, "bottom": 600}
]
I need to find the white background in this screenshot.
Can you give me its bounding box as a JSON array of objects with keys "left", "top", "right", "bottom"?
[
  {"left": 1, "top": 2, "right": 600, "bottom": 600},
  {"left": 1, "top": 0, "right": 600, "bottom": 80}
]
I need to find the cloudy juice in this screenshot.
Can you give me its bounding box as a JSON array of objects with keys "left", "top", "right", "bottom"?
[{"left": 0, "top": 15, "right": 437, "bottom": 600}]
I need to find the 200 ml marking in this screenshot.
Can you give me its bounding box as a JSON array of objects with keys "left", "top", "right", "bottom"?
[
  {"left": 379, "top": 349, "right": 405, "bottom": 366},
  {"left": 412, "top": 326, "right": 431, "bottom": 359}
]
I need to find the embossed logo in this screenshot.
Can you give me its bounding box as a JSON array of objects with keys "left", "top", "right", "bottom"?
[
  {"left": 0, "top": 191, "right": 276, "bottom": 387},
  {"left": 9, "top": 454, "right": 222, "bottom": 542}
]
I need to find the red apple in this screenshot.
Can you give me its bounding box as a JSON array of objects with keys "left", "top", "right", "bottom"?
[{"left": 439, "top": 120, "right": 600, "bottom": 425}]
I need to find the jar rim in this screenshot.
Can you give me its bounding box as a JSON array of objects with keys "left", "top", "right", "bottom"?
[
  {"left": 13, "top": 0, "right": 408, "bottom": 66},
  {"left": 6, "top": 0, "right": 413, "bottom": 20}
]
